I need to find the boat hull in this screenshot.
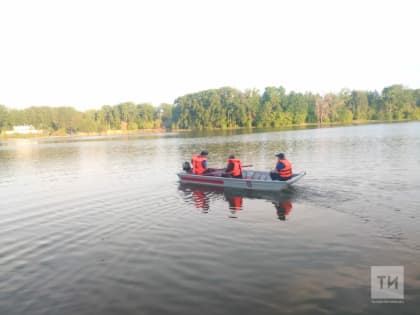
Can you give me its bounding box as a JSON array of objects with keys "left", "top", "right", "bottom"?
[{"left": 177, "top": 170, "right": 306, "bottom": 192}]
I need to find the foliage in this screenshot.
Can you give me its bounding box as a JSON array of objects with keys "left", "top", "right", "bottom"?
[{"left": 1, "top": 85, "right": 419, "bottom": 134}]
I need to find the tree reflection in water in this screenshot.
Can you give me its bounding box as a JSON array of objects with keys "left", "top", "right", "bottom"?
[{"left": 178, "top": 184, "right": 295, "bottom": 220}]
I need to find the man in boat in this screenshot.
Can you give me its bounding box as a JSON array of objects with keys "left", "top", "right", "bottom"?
[
  {"left": 191, "top": 150, "right": 213, "bottom": 175},
  {"left": 222, "top": 154, "right": 243, "bottom": 178},
  {"left": 270, "top": 152, "right": 293, "bottom": 181}
]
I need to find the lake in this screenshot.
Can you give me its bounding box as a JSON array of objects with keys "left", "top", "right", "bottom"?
[{"left": 0, "top": 122, "right": 419, "bottom": 315}]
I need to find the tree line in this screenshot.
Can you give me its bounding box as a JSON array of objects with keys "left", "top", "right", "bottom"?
[{"left": 1, "top": 84, "right": 420, "bottom": 135}]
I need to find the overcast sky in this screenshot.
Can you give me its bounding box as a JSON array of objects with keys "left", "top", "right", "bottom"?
[{"left": 0, "top": 0, "right": 419, "bottom": 110}]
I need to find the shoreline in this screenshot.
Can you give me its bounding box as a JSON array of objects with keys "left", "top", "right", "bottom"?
[
  {"left": 0, "top": 119, "right": 416, "bottom": 140},
  {"left": 0, "top": 128, "right": 173, "bottom": 140}
]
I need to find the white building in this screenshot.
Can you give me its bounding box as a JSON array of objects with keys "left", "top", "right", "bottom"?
[{"left": 5, "top": 125, "right": 42, "bottom": 135}]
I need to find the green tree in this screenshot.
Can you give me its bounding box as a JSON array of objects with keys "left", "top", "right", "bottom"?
[
  {"left": 350, "top": 90, "right": 369, "bottom": 120},
  {"left": 0, "top": 105, "right": 8, "bottom": 131},
  {"left": 158, "top": 103, "right": 173, "bottom": 129},
  {"left": 137, "top": 103, "right": 155, "bottom": 129},
  {"left": 285, "top": 92, "right": 308, "bottom": 124},
  {"left": 382, "top": 85, "right": 414, "bottom": 120}
]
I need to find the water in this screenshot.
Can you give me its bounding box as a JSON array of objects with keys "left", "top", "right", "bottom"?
[{"left": 0, "top": 122, "right": 419, "bottom": 315}]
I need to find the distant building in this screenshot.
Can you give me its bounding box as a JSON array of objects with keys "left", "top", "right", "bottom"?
[{"left": 5, "top": 125, "right": 42, "bottom": 135}]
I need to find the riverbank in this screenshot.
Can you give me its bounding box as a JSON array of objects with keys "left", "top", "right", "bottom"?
[
  {"left": 0, "top": 119, "right": 416, "bottom": 140},
  {"left": 0, "top": 128, "right": 172, "bottom": 140}
]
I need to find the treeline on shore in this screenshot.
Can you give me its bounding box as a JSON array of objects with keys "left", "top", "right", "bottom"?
[{"left": 1, "top": 84, "right": 420, "bottom": 136}]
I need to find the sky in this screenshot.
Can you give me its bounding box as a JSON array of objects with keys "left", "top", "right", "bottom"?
[{"left": 0, "top": 0, "right": 419, "bottom": 110}]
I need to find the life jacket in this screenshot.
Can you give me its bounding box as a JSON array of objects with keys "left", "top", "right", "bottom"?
[
  {"left": 278, "top": 158, "right": 292, "bottom": 178},
  {"left": 227, "top": 158, "right": 242, "bottom": 177},
  {"left": 192, "top": 154, "right": 207, "bottom": 175}
]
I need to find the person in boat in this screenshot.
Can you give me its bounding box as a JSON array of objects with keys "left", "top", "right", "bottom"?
[
  {"left": 270, "top": 152, "right": 293, "bottom": 181},
  {"left": 191, "top": 150, "right": 215, "bottom": 175},
  {"left": 222, "top": 154, "right": 243, "bottom": 178}
]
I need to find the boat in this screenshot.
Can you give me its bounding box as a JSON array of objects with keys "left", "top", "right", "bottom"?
[{"left": 177, "top": 168, "right": 306, "bottom": 192}]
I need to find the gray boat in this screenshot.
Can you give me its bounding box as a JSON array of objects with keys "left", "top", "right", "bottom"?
[{"left": 177, "top": 169, "right": 306, "bottom": 192}]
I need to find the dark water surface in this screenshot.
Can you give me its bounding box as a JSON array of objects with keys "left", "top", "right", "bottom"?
[{"left": 1, "top": 122, "right": 419, "bottom": 315}]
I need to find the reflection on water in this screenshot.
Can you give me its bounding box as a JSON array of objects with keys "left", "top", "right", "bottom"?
[
  {"left": 178, "top": 184, "right": 294, "bottom": 220},
  {"left": 272, "top": 199, "right": 293, "bottom": 221},
  {"left": 1, "top": 122, "right": 420, "bottom": 315}
]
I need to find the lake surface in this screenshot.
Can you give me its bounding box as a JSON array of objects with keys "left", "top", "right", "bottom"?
[{"left": 1, "top": 122, "right": 419, "bottom": 315}]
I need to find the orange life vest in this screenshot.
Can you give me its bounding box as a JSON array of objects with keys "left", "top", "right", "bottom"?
[
  {"left": 192, "top": 154, "right": 207, "bottom": 175},
  {"left": 278, "top": 158, "right": 292, "bottom": 178},
  {"left": 227, "top": 158, "right": 242, "bottom": 177}
]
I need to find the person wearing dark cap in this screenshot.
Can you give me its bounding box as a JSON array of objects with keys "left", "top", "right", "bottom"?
[
  {"left": 270, "top": 153, "right": 293, "bottom": 181},
  {"left": 222, "top": 154, "right": 243, "bottom": 178},
  {"left": 191, "top": 150, "right": 209, "bottom": 175}
]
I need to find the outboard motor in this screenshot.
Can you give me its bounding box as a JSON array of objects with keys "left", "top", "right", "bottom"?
[{"left": 182, "top": 161, "right": 192, "bottom": 173}]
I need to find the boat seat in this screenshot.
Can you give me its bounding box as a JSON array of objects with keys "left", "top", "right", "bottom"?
[
  {"left": 243, "top": 171, "right": 270, "bottom": 181},
  {"left": 251, "top": 173, "right": 270, "bottom": 181}
]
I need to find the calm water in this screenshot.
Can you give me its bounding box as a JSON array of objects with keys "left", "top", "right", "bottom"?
[{"left": 0, "top": 122, "right": 419, "bottom": 315}]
